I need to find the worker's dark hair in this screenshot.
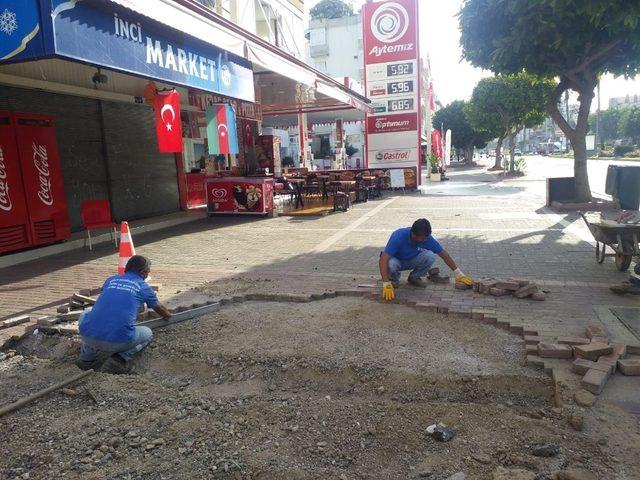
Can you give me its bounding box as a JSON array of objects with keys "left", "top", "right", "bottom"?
[
  {"left": 411, "top": 218, "right": 432, "bottom": 237},
  {"left": 125, "top": 255, "right": 151, "bottom": 275}
]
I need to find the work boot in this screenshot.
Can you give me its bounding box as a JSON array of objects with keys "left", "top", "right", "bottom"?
[
  {"left": 103, "top": 354, "right": 132, "bottom": 374},
  {"left": 75, "top": 358, "right": 103, "bottom": 371},
  {"left": 408, "top": 276, "right": 428, "bottom": 288},
  {"left": 610, "top": 282, "right": 640, "bottom": 295}
]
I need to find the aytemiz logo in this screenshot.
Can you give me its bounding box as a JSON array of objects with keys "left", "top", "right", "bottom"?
[
  {"left": 370, "top": 2, "right": 409, "bottom": 43},
  {"left": 364, "top": 0, "right": 417, "bottom": 64}
]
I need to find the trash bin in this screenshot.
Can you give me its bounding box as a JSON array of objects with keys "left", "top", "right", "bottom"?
[
  {"left": 616, "top": 166, "right": 640, "bottom": 210},
  {"left": 605, "top": 165, "right": 620, "bottom": 195}
]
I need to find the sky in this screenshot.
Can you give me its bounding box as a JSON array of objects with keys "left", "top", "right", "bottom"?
[{"left": 308, "top": 0, "right": 640, "bottom": 109}]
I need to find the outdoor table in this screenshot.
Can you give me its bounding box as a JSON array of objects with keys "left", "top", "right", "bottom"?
[
  {"left": 318, "top": 175, "right": 330, "bottom": 200},
  {"left": 287, "top": 178, "right": 306, "bottom": 208}
]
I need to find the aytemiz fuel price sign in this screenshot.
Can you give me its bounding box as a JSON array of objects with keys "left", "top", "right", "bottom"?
[
  {"left": 387, "top": 62, "right": 413, "bottom": 77},
  {"left": 388, "top": 98, "right": 414, "bottom": 112},
  {"left": 387, "top": 80, "right": 414, "bottom": 95},
  {"left": 364, "top": 0, "right": 420, "bottom": 169}
]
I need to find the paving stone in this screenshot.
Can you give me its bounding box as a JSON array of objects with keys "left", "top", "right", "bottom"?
[
  {"left": 495, "top": 281, "right": 520, "bottom": 291},
  {"left": 557, "top": 336, "right": 590, "bottom": 346},
  {"left": 617, "top": 359, "right": 640, "bottom": 376},
  {"left": 581, "top": 368, "right": 610, "bottom": 395},
  {"left": 489, "top": 288, "right": 509, "bottom": 297},
  {"left": 524, "top": 335, "right": 543, "bottom": 345},
  {"left": 514, "top": 284, "right": 539, "bottom": 299},
  {"left": 0, "top": 315, "right": 31, "bottom": 330},
  {"left": 538, "top": 342, "right": 573, "bottom": 359},
  {"left": 573, "top": 389, "right": 596, "bottom": 407},
  {"left": 590, "top": 336, "right": 609, "bottom": 344},
  {"left": 525, "top": 344, "right": 538, "bottom": 355},
  {"left": 573, "top": 343, "right": 613, "bottom": 361},
  {"left": 595, "top": 358, "right": 617, "bottom": 375},
  {"left": 585, "top": 324, "right": 607, "bottom": 339},
  {"left": 599, "top": 342, "right": 627, "bottom": 364},
  {"left": 526, "top": 355, "right": 545, "bottom": 368},
  {"left": 530, "top": 292, "right": 546, "bottom": 301},
  {"left": 506, "top": 277, "right": 530, "bottom": 287},
  {"left": 572, "top": 358, "right": 596, "bottom": 375}
]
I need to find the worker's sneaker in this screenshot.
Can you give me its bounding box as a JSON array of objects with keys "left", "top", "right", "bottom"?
[
  {"left": 610, "top": 282, "right": 640, "bottom": 295},
  {"left": 407, "top": 276, "right": 428, "bottom": 288},
  {"left": 75, "top": 358, "right": 103, "bottom": 371},
  {"left": 103, "top": 354, "right": 132, "bottom": 374}
]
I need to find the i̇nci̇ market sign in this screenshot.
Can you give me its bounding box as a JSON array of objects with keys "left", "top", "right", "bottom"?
[{"left": 0, "top": 0, "right": 254, "bottom": 102}]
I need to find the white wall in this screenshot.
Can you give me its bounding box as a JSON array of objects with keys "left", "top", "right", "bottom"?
[{"left": 307, "top": 14, "right": 362, "bottom": 82}]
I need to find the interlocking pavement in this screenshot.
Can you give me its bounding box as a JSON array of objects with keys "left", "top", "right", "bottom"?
[{"left": 1, "top": 163, "right": 637, "bottom": 347}]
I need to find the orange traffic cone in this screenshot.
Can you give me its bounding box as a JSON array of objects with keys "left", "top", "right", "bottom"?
[{"left": 117, "top": 221, "right": 136, "bottom": 274}]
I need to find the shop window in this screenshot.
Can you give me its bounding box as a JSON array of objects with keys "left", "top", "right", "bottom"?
[{"left": 309, "top": 28, "right": 326, "bottom": 47}]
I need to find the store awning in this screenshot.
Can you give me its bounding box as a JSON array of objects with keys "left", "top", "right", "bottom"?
[{"left": 108, "top": 0, "right": 371, "bottom": 113}]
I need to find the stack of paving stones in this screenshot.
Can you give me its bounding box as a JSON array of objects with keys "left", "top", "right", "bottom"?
[
  {"left": 472, "top": 277, "right": 546, "bottom": 301},
  {"left": 525, "top": 323, "right": 640, "bottom": 398}
]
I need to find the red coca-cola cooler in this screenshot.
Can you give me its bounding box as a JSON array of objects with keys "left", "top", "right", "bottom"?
[
  {"left": 13, "top": 113, "right": 70, "bottom": 246},
  {"left": 0, "top": 111, "right": 32, "bottom": 253}
]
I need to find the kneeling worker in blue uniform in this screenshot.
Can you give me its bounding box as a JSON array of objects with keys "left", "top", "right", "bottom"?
[
  {"left": 380, "top": 219, "right": 473, "bottom": 301},
  {"left": 76, "top": 255, "right": 172, "bottom": 373}
]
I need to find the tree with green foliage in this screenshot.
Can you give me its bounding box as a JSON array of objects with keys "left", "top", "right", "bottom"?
[
  {"left": 310, "top": 0, "right": 353, "bottom": 20},
  {"left": 620, "top": 106, "right": 640, "bottom": 147},
  {"left": 590, "top": 108, "right": 625, "bottom": 146},
  {"left": 433, "top": 100, "right": 491, "bottom": 164},
  {"left": 467, "top": 74, "right": 553, "bottom": 171},
  {"left": 459, "top": 0, "right": 640, "bottom": 201}
]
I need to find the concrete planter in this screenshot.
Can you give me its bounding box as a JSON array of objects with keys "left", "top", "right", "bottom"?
[{"left": 430, "top": 172, "right": 441, "bottom": 182}]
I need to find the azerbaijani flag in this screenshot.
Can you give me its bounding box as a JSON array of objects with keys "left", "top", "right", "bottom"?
[{"left": 206, "top": 104, "right": 239, "bottom": 154}]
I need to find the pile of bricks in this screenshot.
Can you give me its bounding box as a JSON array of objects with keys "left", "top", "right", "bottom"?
[
  {"left": 37, "top": 290, "right": 100, "bottom": 329},
  {"left": 526, "top": 324, "right": 639, "bottom": 396},
  {"left": 472, "top": 277, "right": 546, "bottom": 301}
]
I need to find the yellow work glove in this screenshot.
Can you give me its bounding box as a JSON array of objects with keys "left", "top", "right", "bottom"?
[
  {"left": 454, "top": 268, "right": 474, "bottom": 287},
  {"left": 381, "top": 282, "right": 395, "bottom": 301}
]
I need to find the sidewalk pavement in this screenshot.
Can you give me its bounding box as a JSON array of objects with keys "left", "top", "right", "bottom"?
[{"left": 1, "top": 161, "right": 637, "bottom": 348}]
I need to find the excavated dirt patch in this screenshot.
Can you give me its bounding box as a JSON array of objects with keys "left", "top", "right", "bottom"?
[{"left": 0, "top": 298, "right": 630, "bottom": 479}]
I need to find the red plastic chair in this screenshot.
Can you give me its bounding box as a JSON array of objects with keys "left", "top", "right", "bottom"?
[{"left": 80, "top": 200, "right": 117, "bottom": 250}]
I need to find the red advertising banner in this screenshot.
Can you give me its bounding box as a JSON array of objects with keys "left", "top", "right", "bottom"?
[
  {"left": 0, "top": 111, "right": 32, "bottom": 253},
  {"left": 13, "top": 113, "right": 70, "bottom": 246},
  {"left": 186, "top": 173, "right": 207, "bottom": 209},
  {"left": 154, "top": 90, "right": 183, "bottom": 153},
  {"left": 363, "top": 0, "right": 418, "bottom": 65},
  {"left": 206, "top": 178, "right": 274, "bottom": 215},
  {"left": 367, "top": 112, "right": 418, "bottom": 134}
]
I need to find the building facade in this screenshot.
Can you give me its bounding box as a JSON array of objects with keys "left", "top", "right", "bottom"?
[{"left": 609, "top": 94, "right": 640, "bottom": 109}]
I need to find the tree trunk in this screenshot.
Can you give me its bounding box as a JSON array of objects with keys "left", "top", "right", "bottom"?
[
  {"left": 494, "top": 136, "right": 503, "bottom": 169},
  {"left": 464, "top": 147, "right": 474, "bottom": 164},
  {"left": 546, "top": 78, "right": 595, "bottom": 202},
  {"left": 508, "top": 132, "right": 516, "bottom": 173}
]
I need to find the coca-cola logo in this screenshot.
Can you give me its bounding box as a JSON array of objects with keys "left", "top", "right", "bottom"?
[
  {"left": 0, "top": 145, "right": 12, "bottom": 212},
  {"left": 210, "top": 188, "right": 228, "bottom": 201},
  {"left": 32, "top": 142, "right": 53, "bottom": 206}
]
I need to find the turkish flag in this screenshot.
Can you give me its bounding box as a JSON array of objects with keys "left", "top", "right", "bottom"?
[{"left": 153, "top": 90, "right": 183, "bottom": 153}]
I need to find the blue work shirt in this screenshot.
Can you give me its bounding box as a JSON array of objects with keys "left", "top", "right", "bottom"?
[
  {"left": 384, "top": 227, "right": 443, "bottom": 260},
  {"left": 79, "top": 272, "right": 158, "bottom": 343}
]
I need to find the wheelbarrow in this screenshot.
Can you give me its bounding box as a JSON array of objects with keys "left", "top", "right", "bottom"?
[{"left": 579, "top": 212, "right": 640, "bottom": 271}]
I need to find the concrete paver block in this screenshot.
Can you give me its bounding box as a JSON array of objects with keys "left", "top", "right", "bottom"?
[
  {"left": 489, "top": 288, "right": 509, "bottom": 297},
  {"left": 572, "top": 358, "right": 596, "bottom": 375},
  {"left": 538, "top": 342, "right": 573, "bottom": 359},
  {"left": 530, "top": 292, "right": 546, "bottom": 301},
  {"left": 524, "top": 335, "right": 543, "bottom": 345},
  {"left": 496, "top": 281, "right": 520, "bottom": 291},
  {"left": 573, "top": 343, "right": 613, "bottom": 361},
  {"left": 0, "top": 315, "right": 30, "bottom": 330},
  {"left": 585, "top": 324, "right": 607, "bottom": 340},
  {"left": 557, "top": 336, "right": 590, "bottom": 346},
  {"left": 618, "top": 359, "right": 640, "bottom": 376},
  {"left": 514, "top": 284, "right": 539, "bottom": 299},
  {"left": 573, "top": 389, "right": 597, "bottom": 407},
  {"left": 582, "top": 368, "right": 610, "bottom": 395}
]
